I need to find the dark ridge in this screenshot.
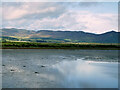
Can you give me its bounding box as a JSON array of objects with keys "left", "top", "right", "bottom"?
[{"left": 1, "top": 28, "right": 119, "bottom": 43}]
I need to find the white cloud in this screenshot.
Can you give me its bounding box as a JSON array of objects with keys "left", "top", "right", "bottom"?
[
  {"left": 3, "top": 7, "right": 28, "bottom": 20},
  {"left": 3, "top": 2, "right": 66, "bottom": 20},
  {"left": 19, "top": 11, "right": 117, "bottom": 34}
]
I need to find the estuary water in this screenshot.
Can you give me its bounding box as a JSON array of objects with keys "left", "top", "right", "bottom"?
[{"left": 2, "top": 49, "right": 119, "bottom": 88}]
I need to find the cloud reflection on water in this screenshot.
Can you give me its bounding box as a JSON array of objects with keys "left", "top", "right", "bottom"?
[{"left": 51, "top": 59, "right": 118, "bottom": 88}]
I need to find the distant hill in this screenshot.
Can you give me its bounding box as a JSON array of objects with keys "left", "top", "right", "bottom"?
[{"left": 1, "top": 28, "right": 119, "bottom": 43}]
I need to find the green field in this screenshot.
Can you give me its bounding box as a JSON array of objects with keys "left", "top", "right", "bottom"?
[
  {"left": 1, "top": 42, "right": 120, "bottom": 50},
  {"left": 0, "top": 36, "right": 74, "bottom": 43},
  {"left": 1, "top": 36, "right": 119, "bottom": 49}
]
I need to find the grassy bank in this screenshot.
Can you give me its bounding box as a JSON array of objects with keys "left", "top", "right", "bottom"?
[{"left": 1, "top": 42, "right": 120, "bottom": 50}]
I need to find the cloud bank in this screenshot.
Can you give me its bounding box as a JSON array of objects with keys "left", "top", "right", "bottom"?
[{"left": 2, "top": 2, "right": 118, "bottom": 34}]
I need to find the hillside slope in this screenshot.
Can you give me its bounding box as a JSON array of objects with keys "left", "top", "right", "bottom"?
[{"left": 1, "top": 28, "right": 119, "bottom": 43}]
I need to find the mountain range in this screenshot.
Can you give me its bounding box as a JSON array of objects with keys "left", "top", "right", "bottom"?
[{"left": 1, "top": 28, "right": 119, "bottom": 43}]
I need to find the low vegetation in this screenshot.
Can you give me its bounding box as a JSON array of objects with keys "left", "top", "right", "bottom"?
[{"left": 1, "top": 42, "right": 120, "bottom": 50}]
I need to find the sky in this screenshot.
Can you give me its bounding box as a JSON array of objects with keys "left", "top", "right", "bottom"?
[{"left": 2, "top": 2, "right": 118, "bottom": 34}]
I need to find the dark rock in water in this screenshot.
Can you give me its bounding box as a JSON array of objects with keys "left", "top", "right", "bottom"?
[
  {"left": 34, "top": 72, "right": 39, "bottom": 74},
  {"left": 2, "top": 65, "right": 5, "bottom": 66},
  {"left": 41, "top": 65, "right": 45, "bottom": 67},
  {"left": 11, "top": 69, "right": 14, "bottom": 72},
  {"left": 23, "top": 66, "right": 26, "bottom": 67}
]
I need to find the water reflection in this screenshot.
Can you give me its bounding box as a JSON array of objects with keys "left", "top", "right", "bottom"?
[
  {"left": 2, "top": 49, "right": 118, "bottom": 88},
  {"left": 51, "top": 59, "right": 118, "bottom": 88}
]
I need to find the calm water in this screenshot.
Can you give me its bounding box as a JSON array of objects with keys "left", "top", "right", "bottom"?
[{"left": 2, "top": 49, "right": 119, "bottom": 88}]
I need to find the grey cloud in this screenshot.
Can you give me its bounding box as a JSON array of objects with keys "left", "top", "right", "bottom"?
[
  {"left": 65, "top": 2, "right": 101, "bottom": 7},
  {"left": 57, "top": 2, "right": 101, "bottom": 9},
  {"left": 22, "top": 3, "right": 66, "bottom": 20},
  {"left": 3, "top": 2, "right": 67, "bottom": 20},
  {"left": 2, "top": 2, "right": 100, "bottom": 21},
  {"left": 79, "top": 2, "right": 99, "bottom": 7},
  {"left": 2, "top": 2, "right": 23, "bottom": 7}
]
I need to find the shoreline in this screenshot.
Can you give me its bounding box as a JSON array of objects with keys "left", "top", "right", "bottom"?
[{"left": 1, "top": 47, "right": 120, "bottom": 50}]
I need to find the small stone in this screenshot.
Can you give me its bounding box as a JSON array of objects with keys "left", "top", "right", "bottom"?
[
  {"left": 2, "top": 65, "right": 5, "bottom": 66},
  {"left": 23, "top": 66, "right": 26, "bottom": 67},
  {"left": 41, "top": 65, "right": 45, "bottom": 67},
  {"left": 34, "top": 72, "right": 39, "bottom": 74},
  {"left": 11, "top": 69, "right": 14, "bottom": 72}
]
